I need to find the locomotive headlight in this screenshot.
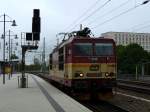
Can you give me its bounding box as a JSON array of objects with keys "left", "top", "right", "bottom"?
[
  {"left": 75, "top": 72, "right": 84, "bottom": 77},
  {"left": 105, "top": 73, "right": 109, "bottom": 77},
  {"left": 79, "top": 73, "right": 84, "bottom": 77}
]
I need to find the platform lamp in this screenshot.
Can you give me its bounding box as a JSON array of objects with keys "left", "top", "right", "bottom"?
[{"left": 0, "top": 14, "right": 17, "bottom": 84}]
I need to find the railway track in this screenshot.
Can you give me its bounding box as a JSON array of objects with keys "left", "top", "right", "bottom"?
[
  {"left": 118, "top": 79, "right": 150, "bottom": 87},
  {"left": 31, "top": 72, "right": 129, "bottom": 112},
  {"left": 117, "top": 79, "right": 150, "bottom": 94},
  {"left": 82, "top": 101, "right": 129, "bottom": 112}
]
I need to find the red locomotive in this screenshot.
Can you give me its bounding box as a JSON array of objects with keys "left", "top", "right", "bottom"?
[{"left": 49, "top": 28, "right": 117, "bottom": 100}]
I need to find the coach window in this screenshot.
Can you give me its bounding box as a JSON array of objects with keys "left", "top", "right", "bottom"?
[
  {"left": 66, "top": 46, "right": 71, "bottom": 55},
  {"left": 68, "top": 49, "right": 71, "bottom": 55}
]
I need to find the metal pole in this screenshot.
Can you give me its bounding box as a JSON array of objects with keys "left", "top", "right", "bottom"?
[
  {"left": 8, "top": 30, "right": 10, "bottom": 61},
  {"left": 44, "top": 37, "right": 45, "bottom": 72},
  {"left": 22, "top": 48, "right": 25, "bottom": 78},
  {"left": 135, "top": 65, "right": 138, "bottom": 80},
  {"left": 142, "top": 64, "right": 144, "bottom": 80},
  {"left": 10, "top": 39, "right": 13, "bottom": 60},
  {"left": 42, "top": 37, "right": 45, "bottom": 72},
  {"left": 8, "top": 30, "right": 11, "bottom": 79},
  {"left": 80, "top": 24, "right": 82, "bottom": 31},
  {"left": 10, "top": 39, "right": 13, "bottom": 77},
  {"left": 21, "top": 47, "right": 26, "bottom": 88},
  {"left": 3, "top": 14, "right": 6, "bottom": 84}
]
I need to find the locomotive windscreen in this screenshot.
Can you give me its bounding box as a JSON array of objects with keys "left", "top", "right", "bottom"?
[
  {"left": 74, "top": 43, "right": 92, "bottom": 56},
  {"left": 73, "top": 42, "right": 114, "bottom": 56},
  {"left": 95, "top": 43, "right": 114, "bottom": 56}
]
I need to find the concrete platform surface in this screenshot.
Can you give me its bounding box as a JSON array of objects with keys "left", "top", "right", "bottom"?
[{"left": 0, "top": 73, "right": 92, "bottom": 112}]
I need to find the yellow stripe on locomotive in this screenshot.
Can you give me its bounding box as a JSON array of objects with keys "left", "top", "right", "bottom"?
[{"left": 65, "top": 63, "right": 116, "bottom": 79}]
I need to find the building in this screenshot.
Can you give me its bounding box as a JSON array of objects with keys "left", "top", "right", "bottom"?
[{"left": 101, "top": 32, "right": 150, "bottom": 52}]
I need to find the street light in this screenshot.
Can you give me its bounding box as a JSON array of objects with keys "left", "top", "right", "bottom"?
[
  {"left": 10, "top": 39, "right": 19, "bottom": 60},
  {"left": 2, "top": 30, "right": 18, "bottom": 61},
  {"left": 3, "top": 30, "right": 18, "bottom": 80},
  {"left": 0, "top": 14, "right": 17, "bottom": 84},
  {"left": 8, "top": 39, "right": 19, "bottom": 79}
]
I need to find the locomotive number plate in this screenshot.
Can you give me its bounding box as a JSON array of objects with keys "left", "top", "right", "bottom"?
[{"left": 90, "top": 65, "right": 99, "bottom": 71}]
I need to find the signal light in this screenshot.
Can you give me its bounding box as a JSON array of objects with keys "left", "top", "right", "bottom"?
[
  {"left": 26, "top": 33, "right": 32, "bottom": 41},
  {"left": 33, "top": 32, "right": 40, "bottom": 41},
  {"left": 32, "top": 17, "right": 41, "bottom": 33},
  {"left": 33, "top": 9, "right": 40, "bottom": 18},
  {"left": 32, "top": 9, "right": 41, "bottom": 41}
]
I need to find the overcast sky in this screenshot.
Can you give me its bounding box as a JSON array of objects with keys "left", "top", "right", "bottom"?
[{"left": 0, "top": 0, "right": 150, "bottom": 64}]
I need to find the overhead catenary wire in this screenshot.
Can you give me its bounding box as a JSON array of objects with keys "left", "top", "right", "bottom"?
[
  {"left": 87, "top": 0, "right": 131, "bottom": 25},
  {"left": 64, "top": 0, "right": 102, "bottom": 31},
  {"left": 91, "top": 1, "right": 148, "bottom": 29},
  {"left": 68, "top": 0, "right": 112, "bottom": 32},
  {"left": 133, "top": 24, "right": 150, "bottom": 31},
  {"left": 125, "top": 20, "right": 150, "bottom": 31}
]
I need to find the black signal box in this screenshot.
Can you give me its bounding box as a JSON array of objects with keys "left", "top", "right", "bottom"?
[
  {"left": 32, "top": 17, "right": 41, "bottom": 33},
  {"left": 33, "top": 32, "right": 40, "bottom": 41},
  {"left": 26, "top": 33, "right": 32, "bottom": 41},
  {"left": 33, "top": 9, "right": 40, "bottom": 18}
]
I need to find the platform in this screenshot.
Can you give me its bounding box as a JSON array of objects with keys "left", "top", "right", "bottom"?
[{"left": 0, "top": 73, "right": 92, "bottom": 112}]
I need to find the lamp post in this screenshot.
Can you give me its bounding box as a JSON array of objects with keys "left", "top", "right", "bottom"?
[
  {"left": 2, "top": 30, "right": 18, "bottom": 61},
  {"left": 0, "top": 14, "right": 17, "bottom": 84},
  {"left": 2, "top": 30, "right": 18, "bottom": 79},
  {"left": 7, "top": 30, "right": 17, "bottom": 61},
  {"left": 10, "top": 39, "right": 19, "bottom": 61}
]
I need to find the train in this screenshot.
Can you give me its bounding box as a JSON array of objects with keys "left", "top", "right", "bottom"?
[{"left": 48, "top": 28, "right": 117, "bottom": 100}]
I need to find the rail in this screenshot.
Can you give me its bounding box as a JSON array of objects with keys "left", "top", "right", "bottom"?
[
  {"left": 82, "top": 101, "right": 129, "bottom": 112},
  {"left": 117, "top": 79, "right": 150, "bottom": 94}
]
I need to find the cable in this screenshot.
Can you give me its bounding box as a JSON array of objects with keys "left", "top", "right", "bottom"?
[
  {"left": 91, "top": 4, "right": 141, "bottom": 29},
  {"left": 91, "top": 0, "right": 150, "bottom": 29},
  {"left": 126, "top": 20, "right": 150, "bottom": 31},
  {"left": 68, "top": 0, "right": 111, "bottom": 32},
  {"left": 130, "top": 20, "right": 150, "bottom": 29},
  {"left": 87, "top": 0, "right": 130, "bottom": 25},
  {"left": 80, "top": 0, "right": 111, "bottom": 23},
  {"left": 133, "top": 24, "right": 150, "bottom": 31},
  {"left": 64, "top": 0, "right": 102, "bottom": 31}
]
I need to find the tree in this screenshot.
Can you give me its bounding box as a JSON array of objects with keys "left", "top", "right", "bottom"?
[
  {"left": 33, "top": 58, "right": 40, "bottom": 65},
  {"left": 10, "top": 54, "right": 18, "bottom": 60},
  {"left": 117, "top": 43, "right": 150, "bottom": 74},
  {"left": 116, "top": 45, "right": 125, "bottom": 71}
]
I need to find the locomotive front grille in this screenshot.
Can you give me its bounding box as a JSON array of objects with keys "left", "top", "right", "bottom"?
[
  {"left": 89, "top": 64, "right": 100, "bottom": 71},
  {"left": 86, "top": 73, "right": 102, "bottom": 77}
]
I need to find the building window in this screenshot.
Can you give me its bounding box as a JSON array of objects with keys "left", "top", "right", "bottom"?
[
  {"left": 146, "top": 35, "right": 148, "bottom": 41},
  {"left": 115, "top": 37, "right": 117, "bottom": 41}
]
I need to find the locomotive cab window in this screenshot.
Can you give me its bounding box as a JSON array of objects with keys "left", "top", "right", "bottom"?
[
  {"left": 73, "top": 43, "right": 92, "bottom": 56},
  {"left": 95, "top": 43, "right": 113, "bottom": 56},
  {"left": 59, "top": 47, "right": 64, "bottom": 70},
  {"left": 49, "top": 54, "right": 52, "bottom": 70}
]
